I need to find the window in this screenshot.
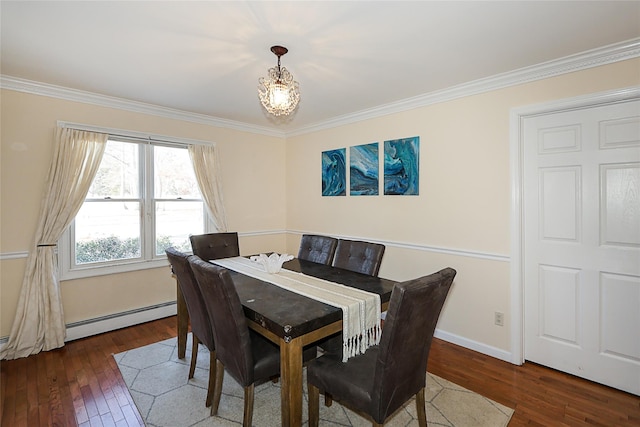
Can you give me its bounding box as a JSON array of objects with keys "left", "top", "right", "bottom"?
[{"left": 59, "top": 137, "right": 210, "bottom": 279}]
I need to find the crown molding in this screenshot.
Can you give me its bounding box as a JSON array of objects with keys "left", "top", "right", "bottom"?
[
  {"left": 286, "top": 38, "right": 640, "bottom": 137},
  {"left": 0, "top": 76, "right": 286, "bottom": 138},
  {"left": 2, "top": 38, "right": 638, "bottom": 138}
]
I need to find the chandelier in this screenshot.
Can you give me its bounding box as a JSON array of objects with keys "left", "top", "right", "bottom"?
[{"left": 258, "top": 45, "right": 300, "bottom": 116}]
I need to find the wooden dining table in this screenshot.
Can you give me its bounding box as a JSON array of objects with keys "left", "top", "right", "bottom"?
[{"left": 175, "top": 257, "right": 396, "bottom": 427}]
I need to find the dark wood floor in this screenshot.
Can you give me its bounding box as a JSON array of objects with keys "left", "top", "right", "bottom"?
[{"left": 1, "top": 316, "right": 638, "bottom": 426}]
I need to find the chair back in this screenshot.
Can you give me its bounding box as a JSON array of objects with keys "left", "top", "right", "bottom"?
[
  {"left": 188, "top": 256, "right": 255, "bottom": 386},
  {"left": 333, "top": 239, "right": 385, "bottom": 276},
  {"left": 298, "top": 234, "right": 338, "bottom": 265},
  {"left": 190, "top": 232, "right": 240, "bottom": 261},
  {"left": 165, "top": 247, "right": 214, "bottom": 351},
  {"left": 371, "top": 267, "right": 456, "bottom": 422}
]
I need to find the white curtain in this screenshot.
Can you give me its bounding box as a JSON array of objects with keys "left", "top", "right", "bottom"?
[
  {"left": 1, "top": 128, "right": 108, "bottom": 360},
  {"left": 188, "top": 144, "right": 229, "bottom": 232}
]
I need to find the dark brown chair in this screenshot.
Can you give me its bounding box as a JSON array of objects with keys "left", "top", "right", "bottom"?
[
  {"left": 189, "top": 232, "right": 240, "bottom": 261},
  {"left": 320, "top": 239, "right": 386, "bottom": 363},
  {"left": 298, "top": 234, "right": 338, "bottom": 265},
  {"left": 165, "top": 247, "right": 217, "bottom": 409},
  {"left": 307, "top": 268, "right": 456, "bottom": 427},
  {"left": 332, "top": 239, "right": 385, "bottom": 276},
  {"left": 188, "top": 256, "right": 317, "bottom": 425}
]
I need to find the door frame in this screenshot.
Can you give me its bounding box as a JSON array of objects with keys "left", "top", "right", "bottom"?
[{"left": 508, "top": 85, "right": 640, "bottom": 365}]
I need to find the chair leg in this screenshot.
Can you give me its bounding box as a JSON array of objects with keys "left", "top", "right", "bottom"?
[
  {"left": 205, "top": 350, "right": 216, "bottom": 407},
  {"left": 324, "top": 392, "right": 333, "bottom": 407},
  {"left": 415, "top": 387, "right": 427, "bottom": 427},
  {"left": 210, "top": 360, "right": 224, "bottom": 416},
  {"left": 308, "top": 382, "right": 320, "bottom": 427},
  {"left": 243, "top": 384, "right": 255, "bottom": 427},
  {"left": 189, "top": 334, "right": 199, "bottom": 379}
]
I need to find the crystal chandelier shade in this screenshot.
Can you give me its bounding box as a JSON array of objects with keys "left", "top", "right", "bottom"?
[{"left": 258, "top": 46, "right": 300, "bottom": 116}]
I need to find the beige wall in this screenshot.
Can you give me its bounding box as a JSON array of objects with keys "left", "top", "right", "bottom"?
[
  {"left": 0, "top": 90, "right": 287, "bottom": 336},
  {"left": 1, "top": 57, "right": 638, "bottom": 357},
  {"left": 285, "top": 59, "right": 640, "bottom": 354}
]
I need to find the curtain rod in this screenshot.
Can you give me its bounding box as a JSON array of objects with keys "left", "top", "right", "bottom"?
[{"left": 57, "top": 121, "right": 215, "bottom": 147}]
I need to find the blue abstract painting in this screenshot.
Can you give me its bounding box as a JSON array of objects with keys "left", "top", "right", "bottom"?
[
  {"left": 384, "top": 136, "right": 419, "bottom": 195},
  {"left": 350, "top": 143, "right": 379, "bottom": 196},
  {"left": 322, "top": 148, "right": 346, "bottom": 196}
]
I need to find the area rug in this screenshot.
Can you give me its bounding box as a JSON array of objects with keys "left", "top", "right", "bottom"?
[{"left": 114, "top": 335, "right": 513, "bottom": 427}]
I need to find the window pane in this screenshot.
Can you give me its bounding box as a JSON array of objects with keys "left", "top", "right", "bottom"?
[
  {"left": 154, "top": 146, "right": 200, "bottom": 199},
  {"left": 155, "top": 201, "right": 204, "bottom": 255},
  {"left": 87, "top": 140, "right": 139, "bottom": 198},
  {"left": 75, "top": 201, "right": 141, "bottom": 264}
]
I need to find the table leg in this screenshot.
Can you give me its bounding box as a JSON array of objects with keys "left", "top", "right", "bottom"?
[
  {"left": 280, "top": 336, "right": 304, "bottom": 427},
  {"left": 176, "top": 277, "right": 188, "bottom": 359}
]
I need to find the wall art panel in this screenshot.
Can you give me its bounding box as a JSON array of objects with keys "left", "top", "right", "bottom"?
[
  {"left": 322, "top": 148, "right": 346, "bottom": 196},
  {"left": 350, "top": 143, "right": 379, "bottom": 196},
  {"left": 384, "top": 136, "right": 419, "bottom": 195}
]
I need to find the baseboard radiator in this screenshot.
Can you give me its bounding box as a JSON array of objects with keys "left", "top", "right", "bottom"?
[{"left": 0, "top": 302, "right": 177, "bottom": 348}]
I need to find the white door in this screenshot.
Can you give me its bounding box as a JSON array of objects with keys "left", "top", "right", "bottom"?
[{"left": 523, "top": 99, "right": 640, "bottom": 395}]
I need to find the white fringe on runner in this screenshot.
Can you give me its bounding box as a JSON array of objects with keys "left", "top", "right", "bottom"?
[{"left": 212, "top": 256, "right": 381, "bottom": 362}]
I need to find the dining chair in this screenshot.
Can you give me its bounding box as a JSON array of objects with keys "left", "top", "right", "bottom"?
[
  {"left": 332, "top": 238, "right": 385, "bottom": 276},
  {"left": 189, "top": 232, "right": 240, "bottom": 261},
  {"left": 306, "top": 267, "right": 456, "bottom": 427},
  {"left": 320, "top": 238, "right": 386, "bottom": 365},
  {"left": 165, "top": 247, "right": 217, "bottom": 409},
  {"left": 188, "top": 256, "right": 318, "bottom": 424},
  {"left": 298, "top": 234, "right": 338, "bottom": 265}
]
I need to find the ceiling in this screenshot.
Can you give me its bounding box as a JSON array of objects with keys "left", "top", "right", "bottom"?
[{"left": 2, "top": 1, "right": 639, "bottom": 134}]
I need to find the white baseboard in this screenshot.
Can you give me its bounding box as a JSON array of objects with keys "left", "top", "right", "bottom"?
[
  {"left": 64, "top": 302, "right": 177, "bottom": 342},
  {"left": 0, "top": 302, "right": 177, "bottom": 354},
  {"left": 383, "top": 313, "right": 513, "bottom": 364},
  {"left": 1, "top": 303, "right": 514, "bottom": 367},
  {"left": 380, "top": 312, "right": 514, "bottom": 364},
  {"left": 434, "top": 329, "right": 514, "bottom": 364}
]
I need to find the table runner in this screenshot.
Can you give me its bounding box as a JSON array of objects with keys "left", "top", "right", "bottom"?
[{"left": 211, "top": 256, "right": 381, "bottom": 362}]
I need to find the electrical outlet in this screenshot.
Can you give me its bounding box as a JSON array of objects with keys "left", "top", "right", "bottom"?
[{"left": 494, "top": 311, "right": 504, "bottom": 326}]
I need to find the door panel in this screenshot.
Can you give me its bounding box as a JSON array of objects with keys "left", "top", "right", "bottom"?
[
  {"left": 601, "top": 273, "right": 640, "bottom": 362},
  {"left": 602, "top": 164, "right": 640, "bottom": 246},
  {"left": 540, "top": 167, "right": 580, "bottom": 241},
  {"left": 538, "top": 265, "right": 580, "bottom": 345},
  {"left": 524, "top": 99, "right": 640, "bottom": 395}
]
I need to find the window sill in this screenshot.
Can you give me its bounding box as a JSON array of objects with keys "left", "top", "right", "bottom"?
[{"left": 60, "top": 258, "right": 170, "bottom": 281}]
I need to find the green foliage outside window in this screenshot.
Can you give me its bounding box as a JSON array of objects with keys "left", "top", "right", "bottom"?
[{"left": 75, "top": 235, "right": 189, "bottom": 264}]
